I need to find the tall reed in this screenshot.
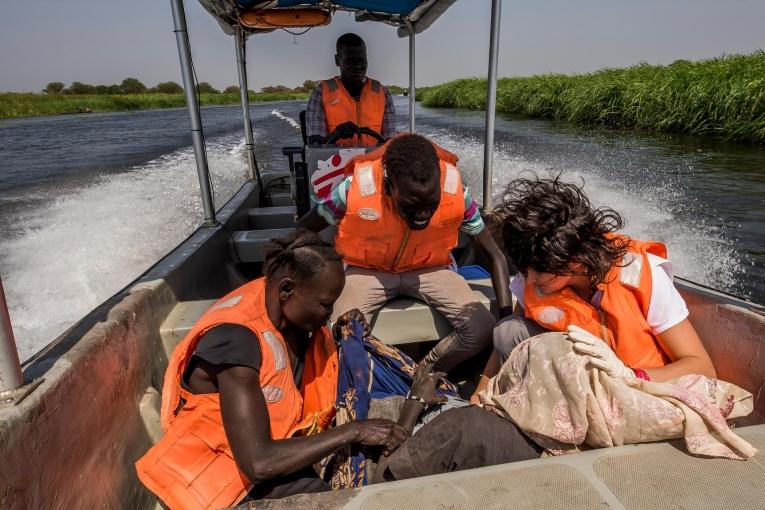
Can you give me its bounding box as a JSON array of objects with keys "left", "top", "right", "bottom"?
[{"left": 420, "top": 52, "right": 765, "bottom": 143}]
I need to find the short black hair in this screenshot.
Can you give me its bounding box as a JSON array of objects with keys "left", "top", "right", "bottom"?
[
  {"left": 490, "top": 176, "right": 630, "bottom": 286},
  {"left": 263, "top": 229, "right": 341, "bottom": 282},
  {"left": 383, "top": 134, "right": 440, "bottom": 185},
  {"left": 336, "top": 33, "right": 366, "bottom": 53}
]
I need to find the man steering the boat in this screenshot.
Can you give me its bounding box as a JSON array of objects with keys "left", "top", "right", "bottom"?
[
  {"left": 298, "top": 133, "right": 513, "bottom": 372},
  {"left": 306, "top": 33, "right": 396, "bottom": 146}
]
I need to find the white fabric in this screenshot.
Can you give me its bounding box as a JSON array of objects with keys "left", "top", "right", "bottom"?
[{"left": 509, "top": 253, "right": 688, "bottom": 336}]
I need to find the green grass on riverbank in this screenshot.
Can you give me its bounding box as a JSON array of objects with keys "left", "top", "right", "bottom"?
[
  {"left": 420, "top": 51, "right": 765, "bottom": 143},
  {"left": 0, "top": 91, "right": 309, "bottom": 119}
]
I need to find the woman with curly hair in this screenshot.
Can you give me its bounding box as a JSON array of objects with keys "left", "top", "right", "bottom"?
[
  {"left": 470, "top": 177, "right": 716, "bottom": 403},
  {"left": 136, "top": 229, "right": 405, "bottom": 509}
]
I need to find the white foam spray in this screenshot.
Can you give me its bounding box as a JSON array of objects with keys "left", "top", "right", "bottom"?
[
  {"left": 422, "top": 128, "right": 746, "bottom": 297},
  {"left": 0, "top": 133, "right": 249, "bottom": 362},
  {"left": 271, "top": 110, "right": 301, "bottom": 130}
]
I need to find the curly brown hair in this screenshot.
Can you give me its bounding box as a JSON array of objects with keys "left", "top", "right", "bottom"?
[
  {"left": 263, "top": 229, "right": 341, "bottom": 282},
  {"left": 490, "top": 177, "right": 630, "bottom": 286}
]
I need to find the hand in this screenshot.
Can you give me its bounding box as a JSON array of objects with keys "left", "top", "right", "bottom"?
[
  {"left": 469, "top": 392, "right": 481, "bottom": 406},
  {"left": 332, "top": 121, "right": 359, "bottom": 140},
  {"left": 566, "top": 325, "right": 635, "bottom": 378},
  {"left": 332, "top": 308, "right": 371, "bottom": 339},
  {"left": 409, "top": 361, "right": 448, "bottom": 406},
  {"left": 353, "top": 419, "right": 402, "bottom": 447},
  {"left": 382, "top": 423, "right": 410, "bottom": 456}
]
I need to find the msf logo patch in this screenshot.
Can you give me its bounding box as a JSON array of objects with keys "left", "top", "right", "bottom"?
[{"left": 357, "top": 208, "right": 380, "bottom": 221}]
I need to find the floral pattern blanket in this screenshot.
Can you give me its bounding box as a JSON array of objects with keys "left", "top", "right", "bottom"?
[{"left": 478, "top": 332, "right": 757, "bottom": 460}]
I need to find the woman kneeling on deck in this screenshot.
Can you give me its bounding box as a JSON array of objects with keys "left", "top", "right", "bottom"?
[
  {"left": 377, "top": 177, "right": 756, "bottom": 481},
  {"left": 136, "top": 230, "right": 405, "bottom": 509},
  {"left": 473, "top": 176, "right": 716, "bottom": 396}
]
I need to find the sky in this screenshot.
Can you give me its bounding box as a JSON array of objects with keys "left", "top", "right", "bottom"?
[{"left": 1, "top": 0, "right": 764, "bottom": 93}]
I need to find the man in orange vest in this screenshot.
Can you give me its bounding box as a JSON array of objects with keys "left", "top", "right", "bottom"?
[
  {"left": 306, "top": 33, "right": 396, "bottom": 146},
  {"left": 298, "top": 133, "right": 513, "bottom": 372}
]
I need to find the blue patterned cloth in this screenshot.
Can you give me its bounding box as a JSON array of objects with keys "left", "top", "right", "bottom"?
[{"left": 325, "top": 320, "right": 458, "bottom": 488}]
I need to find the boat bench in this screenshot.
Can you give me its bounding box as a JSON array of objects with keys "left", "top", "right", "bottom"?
[
  {"left": 229, "top": 205, "right": 297, "bottom": 263},
  {"left": 158, "top": 278, "right": 497, "bottom": 357}
]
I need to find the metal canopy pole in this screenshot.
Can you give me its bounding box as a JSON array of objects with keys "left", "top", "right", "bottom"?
[
  {"left": 406, "top": 20, "right": 416, "bottom": 133},
  {"left": 170, "top": 0, "right": 216, "bottom": 225},
  {"left": 482, "top": 0, "right": 502, "bottom": 210},
  {"left": 0, "top": 276, "right": 23, "bottom": 394},
  {"left": 234, "top": 25, "right": 261, "bottom": 186}
]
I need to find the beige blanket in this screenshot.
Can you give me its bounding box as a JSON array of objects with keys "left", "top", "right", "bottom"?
[{"left": 478, "top": 333, "right": 757, "bottom": 460}]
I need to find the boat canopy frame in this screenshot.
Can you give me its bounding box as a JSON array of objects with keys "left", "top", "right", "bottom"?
[
  {"left": 0, "top": 0, "right": 504, "bottom": 384},
  {"left": 178, "top": 0, "right": 503, "bottom": 219}
]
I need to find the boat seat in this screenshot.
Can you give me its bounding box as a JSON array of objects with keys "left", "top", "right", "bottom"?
[
  {"left": 245, "top": 205, "right": 296, "bottom": 230},
  {"left": 158, "top": 278, "right": 499, "bottom": 359},
  {"left": 159, "top": 299, "right": 216, "bottom": 359},
  {"left": 229, "top": 228, "right": 295, "bottom": 263},
  {"left": 370, "top": 278, "right": 498, "bottom": 344}
]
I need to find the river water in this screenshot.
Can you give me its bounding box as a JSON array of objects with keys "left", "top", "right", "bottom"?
[{"left": 1, "top": 98, "right": 763, "bottom": 362}]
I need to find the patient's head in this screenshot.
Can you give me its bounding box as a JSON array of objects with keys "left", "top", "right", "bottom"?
[
  {"left": 490, "top": 177, "right": 630, "bottom": 286},
  {"left": 263, "top": 229, "right": 344, "bottom": 331}
]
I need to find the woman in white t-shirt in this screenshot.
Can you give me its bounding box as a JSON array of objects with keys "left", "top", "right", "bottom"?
[{"left": 471, "top": 177, "right": 715, "bottom": 403}]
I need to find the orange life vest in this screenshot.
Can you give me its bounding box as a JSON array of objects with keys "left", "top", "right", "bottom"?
[
  {"left": 135, "top": 277, "right": 338, "bottom": 510},
  {"left": 321, "top": 77, "right": 385, "bottom": 146},
  {"left": 523, "top": 237, "right": 672, "bottom": 369},
  {"left": 334, "top": 141, "right": 465, "bottom": 273}
]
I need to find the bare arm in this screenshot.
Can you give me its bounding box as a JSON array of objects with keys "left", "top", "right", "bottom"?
[
  {"left": 295, "top": 205, "right": 330, "bottom": 232},
  {"left": 396, "top": 362, "right": 447, "bottom": 434},
  {"left": 471, "top": 228, "right": 513, "bottom": 318},
  {"left": 218, "top": 365, "right": 400, "bottom": 484},
  {"left": 642, "top": 319, "right": 716, "bottom": 382},
  {"left": 470, "top": 303, "right": 524, "bottom": 404}
]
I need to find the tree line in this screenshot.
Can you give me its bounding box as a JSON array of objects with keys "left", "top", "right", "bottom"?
[{"left": 42, "top": 79, "right": 322, "bottom": 95}]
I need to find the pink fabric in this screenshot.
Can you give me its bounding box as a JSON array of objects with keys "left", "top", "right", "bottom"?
[{"left": 479, "top": 333, "right": 757, "bottom": 460}]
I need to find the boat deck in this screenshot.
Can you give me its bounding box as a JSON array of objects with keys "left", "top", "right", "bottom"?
[{"left": 237, "top": 424, "right": 765, "bottom": 510}]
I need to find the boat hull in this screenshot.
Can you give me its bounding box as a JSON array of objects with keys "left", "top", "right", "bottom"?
[{"left": 1, "top": 180, "right": 763, "bottom": 509}]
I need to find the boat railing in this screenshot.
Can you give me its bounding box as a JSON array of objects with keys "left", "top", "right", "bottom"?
[{"left": 0, "top": 276, "right": 24, "bottom": 401}]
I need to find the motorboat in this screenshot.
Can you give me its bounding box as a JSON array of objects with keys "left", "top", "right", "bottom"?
[{"left": 0, "top": 1, "right": 763, "bottom": 508}]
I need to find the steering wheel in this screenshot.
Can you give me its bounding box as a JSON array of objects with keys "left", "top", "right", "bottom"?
[{"left": 325, "top": 126, "right": 387, "bottom": 146}]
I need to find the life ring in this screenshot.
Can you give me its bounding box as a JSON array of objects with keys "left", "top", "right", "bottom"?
[{"left": 239, "top": 9, "right": 331, "bottom": 29}]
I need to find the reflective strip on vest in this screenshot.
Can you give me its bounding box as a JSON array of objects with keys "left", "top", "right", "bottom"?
[
  {"left": 357, "top": 163, "right": 376, "bottom": 197},
  {"left": 444, "top": 163, "right": 459, "bottom": 195},
  {"left": 619, "top": 252, "right": 642, "bottom": 288},
  {"left": 263, "top": 330, "right": 287, "bottom": 371}
]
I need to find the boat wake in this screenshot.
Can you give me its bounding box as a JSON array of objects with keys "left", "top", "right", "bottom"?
[
  {"left": 270, "top": 110, "right": 301, "bottom": 130},
  {"left": 422, "top": 127, "right": 748, "bottom": 299},
  {"left": 0, "top": 116, "right": 752, "bottom": 363},
  {"left": 0, "top": 133, "right": 250, "bottom": 362}
]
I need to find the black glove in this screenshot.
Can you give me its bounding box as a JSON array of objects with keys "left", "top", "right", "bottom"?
[{"left": 331, "top": 121, "right": 359, "bottom": 140}]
